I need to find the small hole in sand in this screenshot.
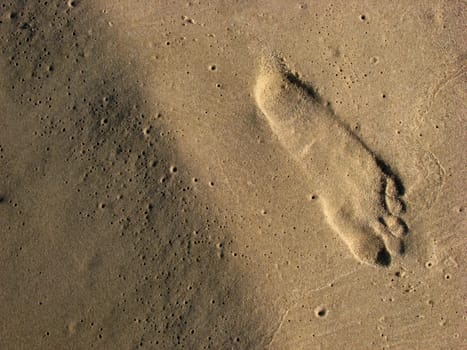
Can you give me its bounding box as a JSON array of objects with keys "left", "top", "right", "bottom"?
[
  {"left": 315, "top": 307, "right": 327, "bottom": 318},
  {"left": 209, "top": 65, "right": 217, "bottom": 71},
  {"left": 360, "top": 15, "right": 366, "bottom": 21}
]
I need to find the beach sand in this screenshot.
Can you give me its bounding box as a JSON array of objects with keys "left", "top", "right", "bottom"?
[{"left": 0, "top": 1, "right": 465, "bottom": 349}]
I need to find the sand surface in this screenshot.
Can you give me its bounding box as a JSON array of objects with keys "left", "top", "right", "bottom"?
[{"left": 0, "top": 1, "right": 465, "bottom": 349}]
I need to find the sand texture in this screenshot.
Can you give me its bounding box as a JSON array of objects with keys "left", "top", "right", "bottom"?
[{"left": 0, "top": 1, "right": 465, "bottom": 349}]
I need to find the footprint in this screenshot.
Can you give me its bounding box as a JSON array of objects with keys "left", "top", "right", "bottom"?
[{"left": 254, "top": 56, "right": 408, "bottom": 267}]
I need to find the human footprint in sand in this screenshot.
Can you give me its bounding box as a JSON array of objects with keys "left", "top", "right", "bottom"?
[{"left": 254, "top": 56, "right": 408, "bottom": 267}]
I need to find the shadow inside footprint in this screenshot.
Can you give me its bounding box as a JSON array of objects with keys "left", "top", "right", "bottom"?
[
  {"left": 375, "top": 247, "right": 392, "bottom": 267},
  {"left": 284, "top": 70, "right": 322, "bottom": 103},
  {"left": 375, "top": 157, "right": 406, "bottom": 196}
]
